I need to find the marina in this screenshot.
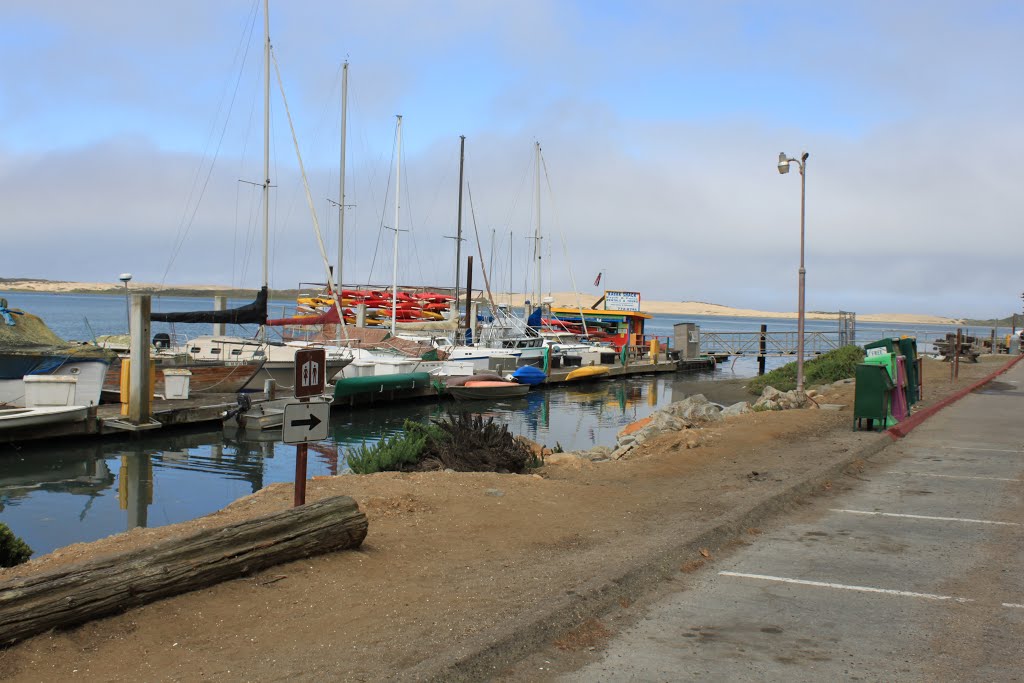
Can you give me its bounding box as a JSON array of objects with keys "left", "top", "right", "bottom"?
[{"left": 0, "top": 290, "right": 1007, "bottom": 560}]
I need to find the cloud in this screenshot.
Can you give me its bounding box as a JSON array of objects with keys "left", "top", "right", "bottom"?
[{"left": 1, "top": 1, "right": 1021, "bottom": 319}]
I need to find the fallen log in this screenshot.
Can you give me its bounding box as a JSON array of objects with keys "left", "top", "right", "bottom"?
[{"left": 0, "top": 494, "right": 367, "bottom": 646}]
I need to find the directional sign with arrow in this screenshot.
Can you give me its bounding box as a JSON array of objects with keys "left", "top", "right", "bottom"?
[{"left": 282, "top": 401, "right": 330, "bottom": 444}]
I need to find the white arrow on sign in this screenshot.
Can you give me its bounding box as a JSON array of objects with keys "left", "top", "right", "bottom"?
[{"left": 282, "top": 401, "right": 330, "bottom": 444}]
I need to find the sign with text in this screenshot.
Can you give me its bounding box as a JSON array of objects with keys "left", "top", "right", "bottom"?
[
  {"left": 604, "top": 290, "right": 641, "bottom": 312},
  {"left": 282, "top": 400, "right": 330, "bottom": 444},
  {"left": 294, "top": 348, "right": 327, "bottom": 398}
]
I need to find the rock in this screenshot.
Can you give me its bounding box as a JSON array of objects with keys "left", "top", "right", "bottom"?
[
  {"left": 484, "top": 488, "right": 505, "bottom": 497},
  {"left": 611, "top": 443, "right": 636, "bottom": 460},
  {"left": 588, "top": 445, "right": 613, "bottom": 459},
  {"left": 665, "top": 394, "right": 722, "bottom": 423},
  {"left": 819, "top": 403, "right": 847, "bottom": 411},
  {"left": 722, "top": 401, "right": 752, "bottom": 417},
  {"left": 805, "top": 389, "right": 818, "bottom": 398},
  {"left": 753, "top": 385, "right": 809, "bottom": 411}
]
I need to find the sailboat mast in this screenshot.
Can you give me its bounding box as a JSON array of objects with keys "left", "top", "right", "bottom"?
[
  {"left": 454, "top": 135, "right": 465, "bottom": 306},
  {"left": 391, "top": 114, "right": 403, "bottom": 336},
  {"left": 533, "top": 141, "right": 542, "bottom": 310},
  {"left": 258, "top": 0, "right": 271, "bottom": 341},
  {"left": 337, "top": 61, "right": 348, "bottom": 294},
  {"left": 262, "top": 0, "right": 270, "bottom": 292}
]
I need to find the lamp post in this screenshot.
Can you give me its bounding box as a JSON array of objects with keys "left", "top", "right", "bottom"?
[
  {"left": 777, "top": 151, "right": 809, "bottom": 395},
  {"left": 119, "top": 273, "right": 133, "bottom": 331}
]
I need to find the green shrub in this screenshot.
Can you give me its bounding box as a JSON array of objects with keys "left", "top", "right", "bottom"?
[
  {"left": 345, "top": 420, "right": 442, "bottom": 474},
  {"left": 344, "top": 413, "right": 538, "bottom": 475},
  {"left": 0, "top": 522, "right": 32, "bottom": 567},
  {"left": 746, "top": 345, "right": 865, "bottom": 395}
]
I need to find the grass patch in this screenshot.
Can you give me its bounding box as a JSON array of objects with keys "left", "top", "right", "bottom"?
[{"left": 746, "top": 345, "right": 864, "bottom": 395}]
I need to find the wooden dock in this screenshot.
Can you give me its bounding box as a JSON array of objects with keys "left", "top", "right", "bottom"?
[{"left": 0, "top": 356, "right": 717, "bottom": 446}]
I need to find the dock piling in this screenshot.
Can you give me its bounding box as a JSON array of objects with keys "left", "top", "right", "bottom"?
[{"left": 128, "top": 295, "right": 152, "bottom": 424}]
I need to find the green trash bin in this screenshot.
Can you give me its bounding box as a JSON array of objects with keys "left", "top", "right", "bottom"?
[{"left": 853, "top": 362, "right": 896, "bottom": 431}]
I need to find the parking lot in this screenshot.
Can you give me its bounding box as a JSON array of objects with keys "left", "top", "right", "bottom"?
[{"left": 560, "top": 366, "right": 1024, "bottom": 682}]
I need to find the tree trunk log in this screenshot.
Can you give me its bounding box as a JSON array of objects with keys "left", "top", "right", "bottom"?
[{"left": 0, "top": 495, "right": 367, "bottom": 646}]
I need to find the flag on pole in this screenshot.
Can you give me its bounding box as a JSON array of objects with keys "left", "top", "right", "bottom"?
[{"left": 593, "top": 272, "right": 602, "bottom": 287}]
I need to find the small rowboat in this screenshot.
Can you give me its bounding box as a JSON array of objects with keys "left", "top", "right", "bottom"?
[
  {"left": 447, "top": 380, "right": 529, "bottom": 400},
  {"left": 564, "top": 365, "right": 610, "bottom": 382}
]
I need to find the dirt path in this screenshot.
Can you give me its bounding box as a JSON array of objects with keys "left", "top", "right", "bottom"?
[{"left": 0, "top": 356, "right": 1006, "bottom": 682}]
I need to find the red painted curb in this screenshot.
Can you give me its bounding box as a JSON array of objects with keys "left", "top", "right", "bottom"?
[{"left": 886, "top": 354, "right": 1024, "bottom": 440}]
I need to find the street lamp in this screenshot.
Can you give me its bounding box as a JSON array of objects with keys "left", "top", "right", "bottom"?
[
  {"left": 777, "top": 151, "right": 809, "bottom": 395},
  {"left": 119, "top": 273, "right": 132, "bottom": 332}
]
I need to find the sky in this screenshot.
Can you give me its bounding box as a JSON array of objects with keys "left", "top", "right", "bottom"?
[{"left": 1, "top": 0, "right": 1021, "bottom": 319}]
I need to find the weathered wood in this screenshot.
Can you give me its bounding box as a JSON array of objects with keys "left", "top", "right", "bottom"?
[{"left": 0, "top": 495, "right": 367, "bottom": 646}]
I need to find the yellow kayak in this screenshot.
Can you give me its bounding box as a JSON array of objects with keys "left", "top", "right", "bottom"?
[{"left": 564, "top": 365, "right": 610, "bottom": 382}]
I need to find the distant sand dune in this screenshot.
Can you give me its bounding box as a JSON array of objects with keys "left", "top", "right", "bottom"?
[{"left": 0, "top": 280, "right": 960, "bottom": 325}]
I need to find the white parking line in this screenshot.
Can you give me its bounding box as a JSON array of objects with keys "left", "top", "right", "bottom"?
[
  {"left": 720, "top": 572, "right": 1022, "bottom": 611},
  {"left": 899, "top": 472, "right": 1022, "bottom": 483},
  {"left": 718, "top": 571, "right": 972, "bottom": 603},
  {"left": 909, "top": 445, "right": 1023, "bottom": 454},
  {"left": 830, "top": 509, "right": 1020, "bottom": 526}
]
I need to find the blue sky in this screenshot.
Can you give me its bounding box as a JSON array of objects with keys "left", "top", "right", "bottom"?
[{"left": 1, "top": 0, "right": 1021, "bottom": 318}]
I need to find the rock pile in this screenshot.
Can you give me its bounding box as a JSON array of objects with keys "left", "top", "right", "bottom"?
[{"left": 542, "top": 383, "right": 831, "bottom": 467}]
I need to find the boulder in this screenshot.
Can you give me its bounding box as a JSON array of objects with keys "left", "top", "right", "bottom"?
[
  {"left": 722, "top": 401, "right": 752, "bottom": 417},
  {"left": 665, "top": 394, "right": 722, "bottom": 423}
]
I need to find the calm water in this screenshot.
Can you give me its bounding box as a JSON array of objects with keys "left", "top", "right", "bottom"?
[{"left": 0, "top": 290, "right": 1000, "bottom": 556}]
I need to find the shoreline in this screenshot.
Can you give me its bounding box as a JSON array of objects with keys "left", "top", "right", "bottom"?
[{"left": 1, "top": 279, "right": 961, "bottom": 325}]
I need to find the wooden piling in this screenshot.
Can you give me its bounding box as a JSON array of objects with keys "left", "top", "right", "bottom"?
[
  {"left": 758, "top": 324, "right": 767, "bottom": 375},
  {"left": 128, "top": 295, "right": 152, "bottom": 424}
]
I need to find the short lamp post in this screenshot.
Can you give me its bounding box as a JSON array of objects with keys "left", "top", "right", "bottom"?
[
  {"left": 119, "top": 273, "right": 132, "bottom": 332},
  {"left": 777, "top": 151, "right": 809, "bottom": 395}
]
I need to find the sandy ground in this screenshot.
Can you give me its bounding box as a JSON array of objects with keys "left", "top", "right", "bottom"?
[
  {"left": 0, "top": 355, "right": 1005, "bottom": 682},
  {"left": 2, "top": 280, "right": 958, "bottom": 325}
]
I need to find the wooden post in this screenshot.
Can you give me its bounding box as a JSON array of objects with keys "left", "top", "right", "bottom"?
[
  {"left": 213, "top": 296, "right": 227, "bottom": 336},
  {"left": 990, "top": 328, "right": 996, "bottom": 355},
  {"left": 294, "top": 442, "right": 308, "bottom": 507},
  {"left": 954, "top": 328, "right": 962, "bottom": 380},
  {"left": 758, "top": 324, "right": 767, "bottom": 376},
  {"left": 129, "top": 295, "right": 152, "bottom": 424}
]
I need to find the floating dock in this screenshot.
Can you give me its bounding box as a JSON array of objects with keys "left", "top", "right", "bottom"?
[{"left": 0, "top": 356, "right": 716, "bottom": 446}]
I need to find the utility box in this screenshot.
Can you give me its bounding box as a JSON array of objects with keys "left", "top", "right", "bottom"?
[
  {"left": 673, "top": 323, "right": 700, "bottom": 359},
  {"left": 162, "top": 368, "right": 192, "bottom": 400},
  {"left": 488, "top": 355, "right": 517, "bottom": 374},
  {"left": 24, "top": 375, "right": 78, "bottom": 407}
]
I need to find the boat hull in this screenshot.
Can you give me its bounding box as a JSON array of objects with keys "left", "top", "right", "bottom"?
[{"left": 447, "top": 382, "right": 530, "bottom": 400}]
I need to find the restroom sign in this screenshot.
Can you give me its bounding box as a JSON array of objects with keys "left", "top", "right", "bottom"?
[{"left": 294, "top": 348, "right": 326, "bottom": 398}]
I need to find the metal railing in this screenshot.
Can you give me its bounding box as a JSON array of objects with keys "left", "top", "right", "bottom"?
[{"left": 699, "top": 330, "right": 845, "bottom": 357}]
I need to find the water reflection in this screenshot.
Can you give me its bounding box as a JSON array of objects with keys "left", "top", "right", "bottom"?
[
  {"left": 0, "top": 372, "right": 745, "bottom": 557},
  {"left": 0, "top": 445, "right": 115, "bottom": 519}
]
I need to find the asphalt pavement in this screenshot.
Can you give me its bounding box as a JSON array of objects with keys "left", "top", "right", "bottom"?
[{"left": 558, "top": 362, "right": 1024, "bottom": 682}]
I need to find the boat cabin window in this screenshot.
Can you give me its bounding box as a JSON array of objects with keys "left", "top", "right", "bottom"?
[
  {"left": 209, "top": 348, "right": 220, "bottom": 354},
  {"left": 253, "top": 351, "right": 266, "bottom": 358},
  {"left": 230, "top": 349, "right": 242, "bottom": 356},
  {"left": 190, "top": 347, "right": 202, "bottom": 354}
]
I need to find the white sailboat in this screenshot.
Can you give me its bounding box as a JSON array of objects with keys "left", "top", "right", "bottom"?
[{"left": 158, "top": 0, "right": 350, "bottom": 396}]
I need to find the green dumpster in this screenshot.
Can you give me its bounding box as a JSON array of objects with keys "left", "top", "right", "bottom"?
[{"left": 853, "top": 362, "right": 896, "bottom": 431}]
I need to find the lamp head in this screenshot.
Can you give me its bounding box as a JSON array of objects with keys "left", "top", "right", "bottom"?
[
  {"left": 777, "top": 153, "right": 790, "bottom": 175},
  {"left": 119, "top": 273, "right": 132, "bottom": 283}
]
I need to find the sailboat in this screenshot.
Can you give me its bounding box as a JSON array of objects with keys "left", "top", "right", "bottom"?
[
  {"left": 426, "top": 141, "right": 545, "bottom": 371},
  {"left": 152, "top": 0, "right": 350, "bottom": 395}
]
